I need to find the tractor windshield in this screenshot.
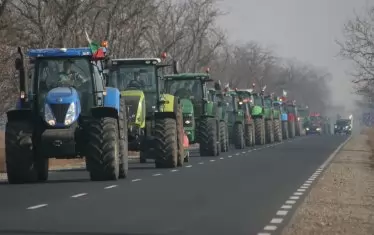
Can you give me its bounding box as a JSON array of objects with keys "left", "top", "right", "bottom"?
[
  {"left": 298, "top": 109, "right": 309, "bottom": 117},
  {"left": 35, "top": 58, "right": 94, "bottom": 111},
  {"left": 253, "top": 95, "right": 262, "bottom": 106},
  {"left": 108, "top": 65, "right": 156, "bottom": 92},
  {"left": 336, "top": 119, "right": 351, "bottom": 126},
  {"left": 286, "top": 105, "right": 296, "bottom": 114},
  {"left": 165, "top": 79, "right": 203, "bottom": 100},
  {"left": 264, "top": 98, "right": 272, "bottom": 108},
  {"left": 36, "top": 58, "right": 91, "bottom": 91}
]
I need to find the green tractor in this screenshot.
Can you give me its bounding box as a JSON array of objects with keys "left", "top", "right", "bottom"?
[
  {"left": 248, "top": 85, "right": 274, "bottom": 145},
  {"left": 270, "top": 95, "right": 283, "bottom": 142},
  {"left": 207, "top": 85, "right": 230, "bottom": 152},
  {"left": 163, "top": 73, "right": 225, "bottom": 156},
  {"left": 108, "top": 57, "right": 187, "bottom": 168},
  {"left": 230, "top": 88, "right": 255, "bottom": 148},
  {"left": 297, "top": 105, "right": 309, "bottom": 135}
]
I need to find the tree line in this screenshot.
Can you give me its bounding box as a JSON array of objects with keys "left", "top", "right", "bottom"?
[
  {"left": 337, "top": 3, "right": 374, "bottom": 107},
  {"left": 0, "top": 0, "right": 333, "bottom": 120}
]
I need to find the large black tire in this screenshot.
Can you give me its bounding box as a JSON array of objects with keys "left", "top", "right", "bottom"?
[
  {"left": 5, "top": 121, "right": 38, "bottom": 184},
  {"left": 153, "top": 118, "right": 178, "bottom": 168},
  {"left": 176, "top": 106, "right": 185, "bottom": 167},
  {"left": 86, "top": 117, "right": 120, "bottom": 181},
  {"left": 288, "top": 121, "right": 295, "bottom": 138},
  {"left": 295, "top": 121, "right": 301, "bottom": 136},
  {"left": 282, "top": 121, "right": 289, "bottom": 140},
  {"left": 254, "top": 118, "right": 265, "bottom": 145},
  {"left": 274, "top": 119, "right": 282, "bottom": 142},
  {"left": 265, "top": 120, "right": 274, "bottom": 144},
  {"left": 219, "top": 121, "right": 228, "bottom": 152},
  {"left": 233, "top": 123, "right": 245, "bottom": 149},
  {"left": 225, "top": 126, "right": 230, "bottom": 150},
  {"left": 118, "top": 98, "right": 128, "bottom": 179},
  {"left": 244, "top": 124, "right": 253, "bottom": 147},
  {"left": 199, "top": 118, "right": 219, "bottom": 156}
]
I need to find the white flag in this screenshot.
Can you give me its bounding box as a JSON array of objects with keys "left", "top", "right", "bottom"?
[{"left": 282, "top": 89, "right": 287, "bottom": 96}]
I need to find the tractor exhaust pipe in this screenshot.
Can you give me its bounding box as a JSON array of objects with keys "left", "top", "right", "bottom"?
[{"left": 15, "top": 47, "right": 28, "bottom": 107}]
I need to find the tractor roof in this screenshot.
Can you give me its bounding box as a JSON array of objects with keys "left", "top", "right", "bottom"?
[
  {"left": 164, "top": 73, "right": 212, "bottom": 81},
  {"left": 112, "top": 58, "right": 161, "bottom": 65},
  {"left": 28, "top": 48, "right": 96, "bottom": 58}
]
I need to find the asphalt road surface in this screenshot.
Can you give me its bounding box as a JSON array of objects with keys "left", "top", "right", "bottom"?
[{"left": 0, "top": 135, "right": 348, "bottom": 235}]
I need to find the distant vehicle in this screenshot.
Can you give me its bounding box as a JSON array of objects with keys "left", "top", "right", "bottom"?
[
  {"left": 305, "top": 113, "right": 323, "bottom": 135},
  {"left": 334, "top": 119, "right": 352, "bottom": 135}
]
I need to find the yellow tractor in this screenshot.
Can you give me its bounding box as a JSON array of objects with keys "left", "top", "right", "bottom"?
[{"left": 108, "top": 56, "right": 187, "bottom": 168}]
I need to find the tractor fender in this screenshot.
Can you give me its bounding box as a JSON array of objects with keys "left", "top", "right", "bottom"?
[
  {"left": 6, "top": 109, "right": 33, "bottom": 122},
  {"left": 91, "top": 87, "right": 121, "bottom": 119},
  {"left": 103, "top": 87, "right": 120, "bottom": 113},
  {"left": 251, "top": 106, "right": 262, "bottom": 116},
  {"left": 121, "top": 90, "right": 146, "bottom": 129},
  {"left": 281, "top": 113, "right": 288, "bottom": 121},
  {"left": 154, "top": 95, "right": 179, "bottom": 119}
]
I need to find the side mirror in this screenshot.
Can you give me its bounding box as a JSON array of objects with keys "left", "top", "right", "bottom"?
[
  {"left": 172, "top": 60, "right": 180, "bottom": 74},
  {"left": 15, "top": 58, "right": 22, "bottom": 70}
]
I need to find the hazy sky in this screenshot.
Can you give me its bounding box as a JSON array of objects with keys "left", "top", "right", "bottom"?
[{"left": 217, "top": 0, "right": 369, "bottom": 108}]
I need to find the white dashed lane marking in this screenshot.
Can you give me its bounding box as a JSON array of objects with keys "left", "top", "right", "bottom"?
[
  {"left": 152, "top": 173, "right": 162, "bottom": 176},
  {"left": 185, "top": 165, "right": 192, "bottom": 168},
  {"left": 209, "top": 159, "right": 215, "bottom": 162},
  {"left": 131, "top": 178, "right": 142, "bottom": 182},
  {"left": 71, "top": 193, "right": 87, "bottom": 198},
  {"left": 104, "top": 185, "right": 118, "bottom": 189},
  {"left": 27, "top": 204, "right": 48, "bottom": 210},
  {"left": 171, "top": 169, "right": 179, "bottom": 172},
  {"left": 198, "top": 162, "right": 204, "bottom": 164}
]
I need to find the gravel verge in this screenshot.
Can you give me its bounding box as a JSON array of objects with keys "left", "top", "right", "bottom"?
[{"left": 281, "top": 131, "right": 374, "bottom": 235}]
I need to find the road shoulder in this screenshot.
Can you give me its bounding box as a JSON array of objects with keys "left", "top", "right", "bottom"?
[{"left": 281, "top": 131, "right": 374, "bottom": 235}]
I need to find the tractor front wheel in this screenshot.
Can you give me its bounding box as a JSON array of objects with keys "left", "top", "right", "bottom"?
[
  {"left": 86, "top": 117, "right": 120, "bottom": 181},
  {"left": 5, "top": 121, "right": 38, "bottom": 184}
]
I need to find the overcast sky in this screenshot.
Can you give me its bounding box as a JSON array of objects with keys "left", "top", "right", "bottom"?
[{"left": 217, "top": 0, "right": 369, "bottom": 108}]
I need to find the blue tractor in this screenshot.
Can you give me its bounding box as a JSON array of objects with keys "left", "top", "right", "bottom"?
[{"left": 6, "top": 45, "right": 128, "bottom": 183}]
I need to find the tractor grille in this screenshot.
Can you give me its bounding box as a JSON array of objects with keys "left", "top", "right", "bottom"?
[{"left": 49, "top": 104, "right": 70, "bottom": 123}]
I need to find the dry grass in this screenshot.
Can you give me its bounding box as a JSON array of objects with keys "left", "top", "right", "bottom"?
[{"left": 0, "top": 131, "right": 139, "bottom": 173}]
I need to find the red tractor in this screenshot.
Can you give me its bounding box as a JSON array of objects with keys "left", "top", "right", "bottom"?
[{"left": 283, "top": 98, "right": 302, "bottom": 138}]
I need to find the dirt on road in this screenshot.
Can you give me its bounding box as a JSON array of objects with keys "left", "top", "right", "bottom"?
[{"left": 281, "top": 130, "right": 374, "bottom": 235}]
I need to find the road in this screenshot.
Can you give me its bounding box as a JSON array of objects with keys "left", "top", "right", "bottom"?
[{"left": 0, "top": 135, "right": 348, "bottom": 235}]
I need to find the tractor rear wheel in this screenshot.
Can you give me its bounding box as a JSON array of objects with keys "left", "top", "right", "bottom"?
[
  {"left": 86, "top": 117, "right": 120, "bottom": 181},
  {"left": 288, "top": 121, "right": 295, "bottom": 138},
  {"left": 282, "top": 121, "right": 289, "bottom": 139},
  {"left": 5, "top": 121, "right": 38, "bottom": 184},
  {"left": 153, "top": 118, "right": 178, "bottom": 168},
  {"left": 199, "top": 118, "right": 219, "bottom": 156},
  {"left": 176, "top": 106, "right": 185, "bottom": 167},
  {"left": 274, "top": 119, "right": 282, "bottom": 142},
  {"left": 254, "top": 118, "right": 265, "bottom": 145},
  {"left": 219, "top": 121, "right": 228, "bottom": 152},
  {"left": 118, "top": 97, "right": 128, "bottom": 179},
  {"left": 234, "top": 123, "right": 245, "bottom": 149},
  {"left": 244, "top": 124, "right": 253, "bottom": 147},
  {"left": 265, "top": 120, "right": 274, "bottom": 143}
]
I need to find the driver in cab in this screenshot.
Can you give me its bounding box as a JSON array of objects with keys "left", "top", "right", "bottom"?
[
  {"left": 127, "top": 70, "right": 146, "bottom": 89},
  {"left": 58, "top": 60, "right": 86, "bottom": 87}
]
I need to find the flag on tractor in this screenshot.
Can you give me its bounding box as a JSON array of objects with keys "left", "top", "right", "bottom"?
[{"left": 85, "top": 30, "right": 105, "bottom": 59}]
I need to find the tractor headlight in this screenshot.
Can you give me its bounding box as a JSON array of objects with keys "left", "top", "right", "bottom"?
[
  {"left": 44, "top": 104, "right": 56, "bottom": 126},
  {"left": 64, "top": 102, "right": 76, "bottom": 126},
  {"left": 316, "top": 127, "right": 321, "bottom": 131},
  {"left": 334, "top": 125, "right": 337, "bottom": 129},
  {"left": 185, "top": 120, "right": 191, "bottom": 124},
  {"left": 306, "top": 128, "right": 309, "bottom": 131}
]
